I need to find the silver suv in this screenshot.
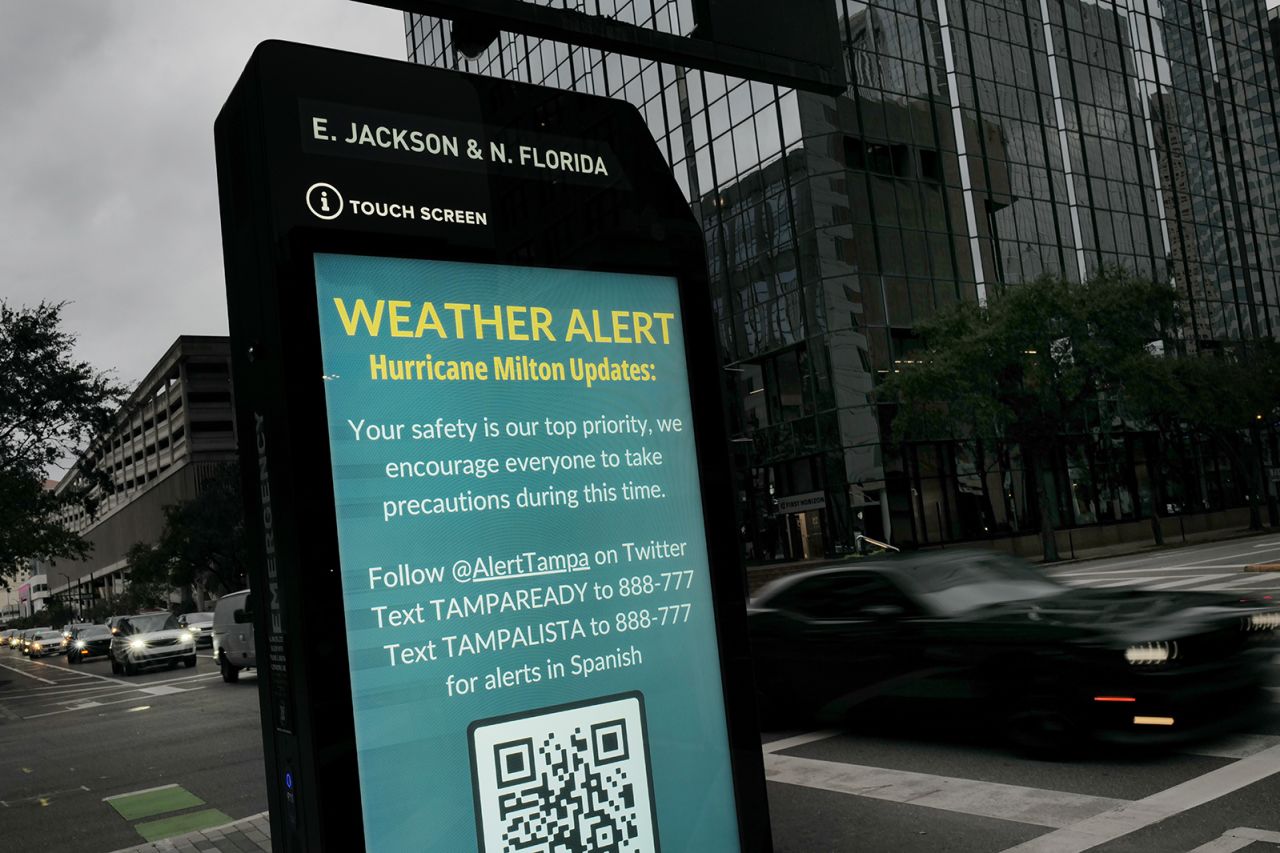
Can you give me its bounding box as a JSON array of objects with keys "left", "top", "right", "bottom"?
[{"left": 109, "top": 613, "right": 197, "bottom": 675}]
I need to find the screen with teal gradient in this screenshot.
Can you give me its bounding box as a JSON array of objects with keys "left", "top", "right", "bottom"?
[{"left": 313, "top": 253, "right": 741, "bottom": 852}]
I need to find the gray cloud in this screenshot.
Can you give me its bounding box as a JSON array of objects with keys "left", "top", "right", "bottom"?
[{"left": 0, "top": 1, "right": 404, "bottom": 391}]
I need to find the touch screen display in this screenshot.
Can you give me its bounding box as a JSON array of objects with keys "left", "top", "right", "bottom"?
[{"left": 313, "top": 253, "right": 740, "bottom": 851}]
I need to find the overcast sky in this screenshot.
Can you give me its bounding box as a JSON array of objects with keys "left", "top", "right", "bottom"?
[
  {"left": 4, "top": 1, "right": 1280, "bottom": 391},
  {"left": 1, "top": 1, "right": 405, "bottom": 390}
]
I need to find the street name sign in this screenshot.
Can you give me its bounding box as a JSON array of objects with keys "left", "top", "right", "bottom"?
[{"left": 215, "top": 41, "right": 769, "bottom": 852}]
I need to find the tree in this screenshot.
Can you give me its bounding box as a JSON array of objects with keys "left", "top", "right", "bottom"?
[
  {"left": 879, "top": 270, "right": 1180, "bottom": 561},
  {"left": 1123, "top": 341, "right": 1280, "bottom": 532},
  {"left": 125, "top": 470, "right": 248, "bottom": 606},
  {"left": 0, "top": 301, "right": 126, "bottom": 584}
]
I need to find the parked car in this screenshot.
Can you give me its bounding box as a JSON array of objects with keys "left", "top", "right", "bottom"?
[
  {"left": 27, "top": 629, "right": 66, "bottom": 658},
  {"left": 109, "top": 613, "right": 197, "bottom": 675},
  {"left": 1, "top": 629, "right": 16, "bottom": 648},
  {"left": 212, "top": 591, "right": 255, "bottom": 683},
  {"left": 178, "top": 612, "right": 215, "bottom": 649},
  {"left": 749, "top": 551, "right": 1279, "bottom": 754},
  {"left": 68, "top": 625, "right": 113, "bottom": 664}
]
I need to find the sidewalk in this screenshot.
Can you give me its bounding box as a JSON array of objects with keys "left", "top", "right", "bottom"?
[{"left": 111, "top": 812, "right": 270, "bottom": 853}]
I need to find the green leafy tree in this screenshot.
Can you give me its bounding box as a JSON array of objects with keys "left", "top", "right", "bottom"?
[
  {"left": 879, "top": 270, "right": 1180, "bottom": 561},
  {"left": 125, "top": 471, "right": 248, "bottom": 605},
  {"left": 0, "top": 301, "right": 126, "bottom": 584},
  {"left": 1122, "top": 341, "right": 1280, "bottom": 532}
]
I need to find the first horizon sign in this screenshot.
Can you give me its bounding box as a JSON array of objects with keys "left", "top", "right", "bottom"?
[{"left": 215, "top": 41, "right": 769, "bottom": 853}]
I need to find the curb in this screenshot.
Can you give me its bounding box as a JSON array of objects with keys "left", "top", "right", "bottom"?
[{"left": 109, "top": 811, "right": 270, "bottom": 853}]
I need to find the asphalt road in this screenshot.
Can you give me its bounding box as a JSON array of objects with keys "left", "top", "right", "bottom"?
[
  {"left": 0, "top": 646, "right": 264, "bottom": 853},
  {"left": 2, "top": 533, "right": 1278, "bottom": 852}
]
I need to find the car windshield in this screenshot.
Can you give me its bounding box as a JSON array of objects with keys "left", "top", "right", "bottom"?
[
  {"left": 36, "top": 631, "right": 63, "bottom": 641},
  {"left": 76, "top": 626, "right": 111, "bottom": 640},
  {"left": 183, "top": 613, "right": 213, "bottom": 624},
  {"left": 125, "top": 614, "right": 179, "bottom": 634},
  {"left": 895, "top": 553, "right": 1065, "bottom": 616}
]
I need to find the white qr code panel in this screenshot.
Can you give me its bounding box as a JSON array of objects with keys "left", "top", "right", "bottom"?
[{"left": 469, "top": 693, "right": 659, "bottom": 853}]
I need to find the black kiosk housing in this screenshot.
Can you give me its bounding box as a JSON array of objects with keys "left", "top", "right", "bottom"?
[{"left": 215, "top": 41, "right": 769, "bottom": 851}]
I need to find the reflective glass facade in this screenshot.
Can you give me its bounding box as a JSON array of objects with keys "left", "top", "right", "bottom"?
[{"left": 408, "top": 1, "right": 1280, "bottom": 559}]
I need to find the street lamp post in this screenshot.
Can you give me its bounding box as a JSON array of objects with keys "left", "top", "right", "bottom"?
[{"left": 58, "top": 573, "right": 75, "bottom": 618}]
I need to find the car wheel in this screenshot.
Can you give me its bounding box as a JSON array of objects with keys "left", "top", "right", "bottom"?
[
  {"left": 183, "top": 656, "right": 196, "bottom": 668},
  {"left": 1004, "top": 696, "right": 1082, "bottom": 760},
  {"left": 111, "top": 659, "right": 122, "bottom": 675},
  {"left": 220, "top": 655, "right": 240, "bottom": 683},
  {"left": 123, "top": 660, "right": 137, "bottom": 677},
  {"left": 67, "top": 655, "right": 78, "bottom": 665}
]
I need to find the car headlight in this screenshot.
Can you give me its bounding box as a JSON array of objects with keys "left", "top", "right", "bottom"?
[
  {"left": 1244, "top": 613, "right": 1280, "bottom": 632},
  {"left": 32, "top": 643, "right": 41, "bottom": 651},
  {"left": 180, "top": 633, "right": 194, "bottom": 643},
  {"left": 74, "top": 640, "right": 86, "bottom": 649},
  {"left": 130, "top": 639, "right": 146, "bottom": 650},
  {"left": 1125, "top": 641, "right": 1176, "bottom": 665}
]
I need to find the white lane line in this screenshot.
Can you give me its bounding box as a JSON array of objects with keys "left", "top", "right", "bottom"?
[
  {"left": 24, "top": 659, "right": 129, "bottom": 685},
  {"left": 18, "top": 676, "right": 215, "bottom": 701},
  {"left": 1054, "top": 565, "right": 1228, "bottom": 578},
  {"left": 1254, "top": 543, "right": 1280, "bottom": 548},
  {"left": 102, "top": 783, "right": 179, "bottom": 801},
  {"left": 1143, "top": 574, "right": 1237, "bottom": 590},
  {"left": 765, "top": 752, "right": 1126, "bottom": 828},
  {"left": 998, "top": 742, "right": 1280, "bottom": 852},
  {"left": 0, "top": 785, "right": 92, "bottom": 807},
  {"left": 1189, "top": 576, "right": 1280, "bottom": 592},
  {"left": 22, "top": 690, "right": 202, "bottom": 720},
  {"left": 761, "top": 730, "right": 842, "bottom": 755},
  {"left": 0, "top": 662, "right": 57, "bottom": 685},
  {"left": 1186, "top": 734, "right": 1280, "bottom": 760}
]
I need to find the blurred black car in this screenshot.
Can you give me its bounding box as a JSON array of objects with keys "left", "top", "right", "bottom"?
[
  {"left": 68, "top": 625, "right": 113, "bottom": 664},
  {"left": 749, "top": 551, "right": 1279, "bottom": 753}
]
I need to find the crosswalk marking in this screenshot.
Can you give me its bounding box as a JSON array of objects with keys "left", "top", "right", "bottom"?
[
  {"left": 1185, "top": 827, "right": 1280, "bottom": 853},
  {"left": 764, "top": 752, "right": 1126, "bottom": 828},
  {"left": 998, "top": 743, "right": 1280, "bottom": 852}
]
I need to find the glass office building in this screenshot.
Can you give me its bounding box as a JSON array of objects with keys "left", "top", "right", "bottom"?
[{"left": 407, "top": 1, "right": 1280, "bottom": 560}]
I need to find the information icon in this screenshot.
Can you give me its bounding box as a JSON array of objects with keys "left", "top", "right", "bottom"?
[{"left": 305, "top": 182, "right": 343, "bottom": 221}]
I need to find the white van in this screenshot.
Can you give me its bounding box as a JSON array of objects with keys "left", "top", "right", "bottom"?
[{"left": 212, "top": 589, "right": 255, "bottom": 683}]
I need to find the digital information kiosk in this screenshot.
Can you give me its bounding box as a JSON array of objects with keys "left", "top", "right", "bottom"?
[{"left": 215, "top": 42, "right": 770, "bottom": 852}]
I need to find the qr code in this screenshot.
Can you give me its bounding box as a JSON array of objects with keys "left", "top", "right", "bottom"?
[{"left": 469, "top": 692, "right": 659, "bottom": 853}]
